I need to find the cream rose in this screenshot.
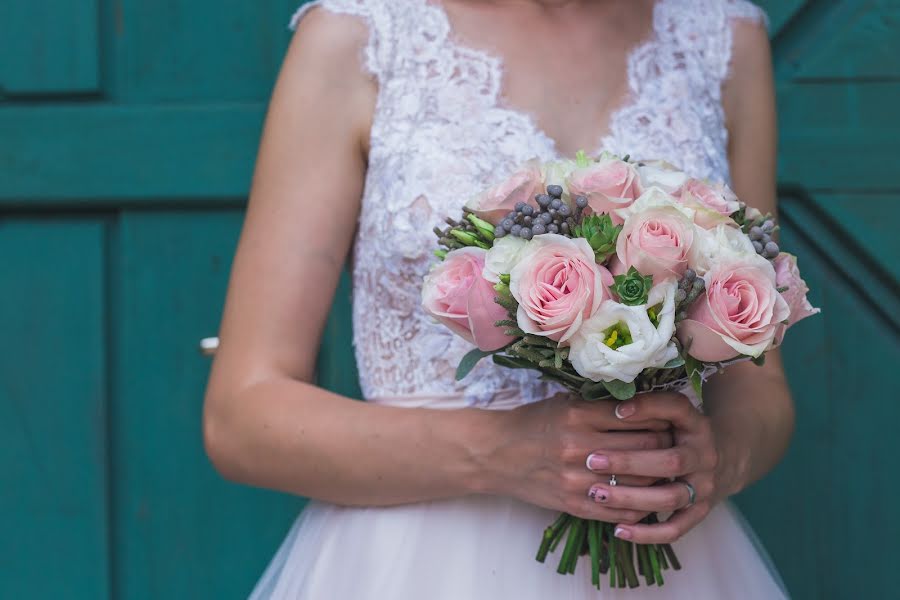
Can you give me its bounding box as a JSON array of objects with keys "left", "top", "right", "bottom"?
[
  {"left": 677, "top": 179, "right": 741, "bottom": 229},
  {"left": 482, "top": 236, "right": 527, "bottom": 283}
]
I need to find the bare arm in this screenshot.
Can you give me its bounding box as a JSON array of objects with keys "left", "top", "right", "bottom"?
[
  {"left": 202, "top": 8, "right": 494, "bottom": 505},
  {"left": 708, "top": 17, "right": 794, "bottom": 498},
  {"left": 202, "top": 8, "right": 669, "bottom": 517}
]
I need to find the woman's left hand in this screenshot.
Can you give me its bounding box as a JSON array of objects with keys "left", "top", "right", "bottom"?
[{"left": 584, "top": 391, "right": 743, "bottom": 544}]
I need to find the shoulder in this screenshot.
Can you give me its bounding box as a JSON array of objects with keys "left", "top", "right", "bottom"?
[{"left": 287, "top": 2, "right": 371, "bottom": 63}]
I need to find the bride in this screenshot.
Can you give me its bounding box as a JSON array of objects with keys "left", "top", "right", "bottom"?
[{"left": 203, "top": 0, "right": 792, "bottom": 597}]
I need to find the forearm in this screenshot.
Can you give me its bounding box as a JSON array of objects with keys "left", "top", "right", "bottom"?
[
  {"left": 203, "top": 377, "right": 502, "bottom": 506},
  {"left": 702, "top": 350, "right": 795, "bottom": 499}
]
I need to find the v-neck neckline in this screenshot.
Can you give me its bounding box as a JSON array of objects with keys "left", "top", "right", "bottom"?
[{"left": 422, "top": 0, "right": 666, "bottom": 160}]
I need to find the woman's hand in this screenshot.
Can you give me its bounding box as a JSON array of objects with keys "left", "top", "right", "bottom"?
[
  {"left": 581, "top": 391, "right": 739, "bottom": 544},
  {"left": 477, "top": 392, "right": 676, "bottom": 524}
]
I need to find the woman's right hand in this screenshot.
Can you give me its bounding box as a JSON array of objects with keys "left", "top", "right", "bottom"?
[{"left": 475, "top": 392, "right": 673, "bottom": 524}]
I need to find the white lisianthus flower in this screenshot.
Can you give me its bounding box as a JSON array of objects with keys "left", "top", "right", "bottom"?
[
  {"left": 482, "top": 235, "right": 528, "bottom": 283},
  {"left": 615, "top": 186, "right": 695, "bottom": 223},
  {"left": 568, "top": 280, "right": 680, "bottom": 383},
  {"left": 689, "top": 223, "right": 771, "bottom": 276},
  {"left": 636, "top": 160, "right": 689, "bottom": 193}
]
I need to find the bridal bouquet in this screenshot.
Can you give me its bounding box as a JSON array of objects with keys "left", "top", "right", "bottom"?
[{"left": 421, "top": 151, "right": 819, "bottom": 590}]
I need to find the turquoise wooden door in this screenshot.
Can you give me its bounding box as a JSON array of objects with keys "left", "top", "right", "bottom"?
[
  {"left": 1, "top": 1, "right": 898, "bottom": 599},
  {"left": 733, "top": 3, "right": 900, "bottom": 599},
  {"left": 0, "top": 1, "right": 326, "bottom": 598}
]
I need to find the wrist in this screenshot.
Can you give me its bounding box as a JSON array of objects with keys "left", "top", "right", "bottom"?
[{"left": 453, "top": 407, "right": 511, "bottom": 496}]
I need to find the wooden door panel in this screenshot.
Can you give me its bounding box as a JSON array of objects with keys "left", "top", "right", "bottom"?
[
  {"left": 0, "top": 218, "right": 110, "bottom": 598},
  {"left": 0, "top": 0, "right": 100, "bottom": 95},
  {"left": 110, "top": 209, "right": 305, "bottom": 599}
]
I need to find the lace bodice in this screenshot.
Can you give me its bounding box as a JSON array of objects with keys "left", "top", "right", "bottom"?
[{"left": 289, "top": 0, "right": 768, "bottom": 406}]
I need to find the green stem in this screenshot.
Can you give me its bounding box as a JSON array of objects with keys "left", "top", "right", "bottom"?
[
  {"left": 549, "top": 517, "right": 572, "bottom": 554},
  {"left": 608, "top": 524, "right": 618, "bottom": 588},
  {"left": 658, "top": 543, "right": 669, "bottom": 570},
  {"left": 662, "top": 543, "right": 682, "bottom": 570},
  {"left": 620, "top": 540, "right": 640, "bottom": 588},
  {"left": 638, "top": 543, "right": 653, "bottom": 585},
  {"left": 649, "top": 544, "right": 663, "bottom": 586},
  {"left": 536, "top": 513, "right": 569, "bottom": 563},
  {"left": 557, "top": 518, "right": 583, "bottom": 575},
  {"left": 569, "top": 521, "right": 587, "bottom": 574},
  {"left": 588, "top": 521, "right": 600, "bottom": 588}
]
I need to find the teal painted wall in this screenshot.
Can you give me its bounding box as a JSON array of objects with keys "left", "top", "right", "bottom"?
[{"left": 1, "top": 1, "right": 897, "bottom": 598}]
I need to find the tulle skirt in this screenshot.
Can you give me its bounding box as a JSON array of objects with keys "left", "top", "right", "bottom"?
[{"left": 249, "top": 393, "right": 790, "bottom": 599}]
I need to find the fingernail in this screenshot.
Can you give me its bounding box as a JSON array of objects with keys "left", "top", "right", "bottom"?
[
  {"left": 615, "top": 402, "right": 636, "bottom": 419},
  {"left": 614, "top": 527, "right": 632, "bottom": 540},
  {"left": 586, "top": 453, "right": 610, "bottom": 470},
  {"left": 587, "top": 486, "right": 610, "bottom": 503}
]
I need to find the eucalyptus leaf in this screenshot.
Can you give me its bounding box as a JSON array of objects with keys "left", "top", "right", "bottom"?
[
  {"left": 455, "top": 348, "right": 494, "bottom": 381},
  {"left": 580, "top": 381, "right": 611, "bottom": 401},
  {"left": 684, "top": 354, "right": 704, "bottom": 402},
  {"left": 492, "top": 354, "right": 539, "bottom": 371},
  {"left": 602, "top": 379, "right": 637, "bottom": 401},
  {"left": 663, "top": 356, "right": 685, "bottom": 369}
]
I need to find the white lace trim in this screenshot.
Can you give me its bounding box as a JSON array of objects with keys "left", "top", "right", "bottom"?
[{"left": 287, "top": 0, "right": 766, "bottom": 406}]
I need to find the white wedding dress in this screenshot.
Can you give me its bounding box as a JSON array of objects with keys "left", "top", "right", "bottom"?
[{"left": 250, "top": 0, "right": 790, "bottom": 597}]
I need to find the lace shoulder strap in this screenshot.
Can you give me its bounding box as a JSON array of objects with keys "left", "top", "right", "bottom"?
[
  {"left": 653, "top": 0, "right": 768, "bottom": 87},
  {"left": 288, "top": 0, "right": 396, "bottom": 80},
  {"left": 723, "top": 0, "right": 770, "bottom": 28}
]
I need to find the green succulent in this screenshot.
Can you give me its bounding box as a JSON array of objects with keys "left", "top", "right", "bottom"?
[
  {"left": 610, "top": 266, "right": 653, "bottom": 306},
  {"left": 572, "top": 214, "right": 622, "bottom": 263}
]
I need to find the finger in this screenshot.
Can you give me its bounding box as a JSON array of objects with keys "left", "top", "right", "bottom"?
[
  {"left": 613, "top": 502, "right": 712, "bottom": 544},
  {"left": 569, "top": 498, "right": 650, "bottom": 524},
  {"left": 587, "top": 430, "right": 674, "bottom": 452},
  {"left": 613, "top": 392, "right": 703, "bottom": 431},
  {"left": 586, "top": 447, "right": 701, "bottom": 478},
  {"left": 569, "top": 400, "right": 672, "bottom": 432},
  {"left": 586, "top": 482, "right": 693, "bottom": 513}
]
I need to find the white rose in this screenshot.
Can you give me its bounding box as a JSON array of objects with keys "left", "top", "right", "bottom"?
[
  {"left": 637, "top": 160, "right": 690, "bottom": 193},
  {"left": 482, "top": 236, "right": 528, "bottom": 283},
  {"left": 615, "top": 186, "right": 695, "bottom": 223},
  {"left": 689, "top": 224, "right": 770, "bottom": 276},
  {"left": 541, "top": 158, "right": 578, "bottom": 195},
  {"left": 568, "top": 280, "right": 680, "bottom": 383}
]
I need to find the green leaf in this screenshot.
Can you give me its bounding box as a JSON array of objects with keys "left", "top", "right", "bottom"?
[
  {"left": 684, "top": 354, "right": 704, "bottom": 402},
  {"left": 751, "top": 354, "right": 766, "bottom": 366},
  {"left": 602, "top": 379, "right": 637, "bottom": 401},
  {"left": 663, "top": 356, "right": 685, "bottom": 369},
  {"left": 455, "top": 348, "right": 494, "bottom": 381},
  {"left": 575, "top": 150, "right": 591, "bottom": 168},
  {"left": 580, "top": 381, "right": 612, "bottom": 401},
  {"left": 492, "top": 354, "right": 539, "bottom": 370}
]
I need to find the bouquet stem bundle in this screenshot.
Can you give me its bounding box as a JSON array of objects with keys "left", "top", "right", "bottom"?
[{"left": 536, "top": 513, "right": 679, "bottom": 589}]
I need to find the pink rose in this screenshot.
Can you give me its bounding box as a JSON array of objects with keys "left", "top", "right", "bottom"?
[
  {"left": 465, "top": 159, "right": 544, "bottom": 225},
  {"left": 615, "top": 206, "right": 695, "bottom": 282},
  {"left": 509, "top": 234, "right": 613, "bottom": 343},
  {"left": 422, "top": 247, "right": 514, "bottom": 351},
  {"left": 773, "top": 253, "right": 820, "bottom": 344},
  {"left": 676, "top": 179, "right": 741, "bottom": 229},
  {"left": 566, "top": 157, "right": 642, "bottom": 224},
  {"left": 677, "top": 260, "right": 790, "bottom": 361}
]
